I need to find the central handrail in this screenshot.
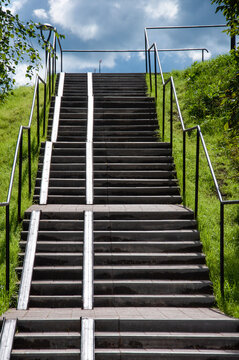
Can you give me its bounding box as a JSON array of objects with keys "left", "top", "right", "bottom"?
[
  {"left": 0, "top": 29, "right": 59, "bottom": 292},
  {"left": 147, "top": 40, "right": 239, "bottom": 298}
]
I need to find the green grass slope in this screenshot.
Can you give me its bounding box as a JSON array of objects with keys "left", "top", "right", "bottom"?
[
  {"left": 147, "top": 53, "right": 239, "bottom": 317},
  {"left": 0, "top": 84, "right": 48, "bottom": 313}
]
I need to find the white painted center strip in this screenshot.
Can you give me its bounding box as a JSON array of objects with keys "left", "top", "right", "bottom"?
[
  {"left": 17, "top": 210, "right": 41, "bottom": 310},
  {"left": 51, "top": 96, "right": 61, "bottom": 142},
  {"left": 57, "top": 72, "right": 65, "bottom": 97},
  {"left": 86, "top": 72, "right": 94, "bottom": 204},
  {"left": 40, "top": 141, "right": 53, "bottom": 205},
  {"left": 87, "top": 72, "right": 93, "bottom": 97},
  {"left": 87, "top": 95, "right": 94, "bottom": 143},
  {"left": 0, "top": 319, "right": 17, "bottom": 360},
  {"left": 83, "top": 211, "right": 94, "bottom": 310},
  {"left": 81, "top": 318, "right": 95, "bottom": 360},
  {"left": 86, "top": 142, "right": 93, "bottom": 205}
]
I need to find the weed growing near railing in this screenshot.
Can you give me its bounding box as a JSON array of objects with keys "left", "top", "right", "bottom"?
[
  {"left": 147, "top": 53, "right": 239, "bottom": 317},
  {"left": 0, "top": 84, "right": 50, "bottom": 314}
]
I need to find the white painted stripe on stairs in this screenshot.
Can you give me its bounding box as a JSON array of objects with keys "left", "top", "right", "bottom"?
[
  {"left": 57, "top": 72, "right": 65, "bottom": 97},
  {"left": 51, "top": 72, "right": 65, "bottom": 142},
  {"left": 83, "top": 211, "right": 94, "bottom": 310},
  {"left": 87, "top": 72, "right": 93, "bottom": 97},
  {"left": 51, "top": 96, "right": 61, "bottom": 142},
  {"left": 40, "top": 141, "right": 53, "bottom": 205},
  {"left": 86, "top": 72, "right": 94, "bottom": 204},
  {"left": 81, "top": 318, "right": 95, "bottom": 360},
  {"left": 0, "top": 319, "right": 17, "bottom": 360},
  {"left": 17, "top": 210, "right": 41, "bottom": 310},
  {"left": 86, "top": 142, "right": 93, "bottom": 205},
  {"left": 87, "top": 95, "right": 94, "bottom": 143}
]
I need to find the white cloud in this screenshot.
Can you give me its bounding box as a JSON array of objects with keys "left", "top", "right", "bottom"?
[
  {"left": 33, "top": 8, "right": 48, "bottom": 20},
  {"left": 14, "top": 63, "right": 34, "bottom": 87},
  {"left": 8, "top": 0, "right": 29, "bottom": 15},
  {"left": 62, "top": 53, "right": 117, "bottom": 72},
  {"left": 144, "top": 0, "right": 179, "bottom": 20},
  {"left": 187, "top": 50, "right": 211, "bottom": 63}
]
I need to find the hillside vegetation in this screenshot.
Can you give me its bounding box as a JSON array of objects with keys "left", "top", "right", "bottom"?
[
  {"left": 0, "top": 84, "right": 48, "bottom": 313},
  {"left": 148, "top": 53, "right": 239, "bottom": 317}
]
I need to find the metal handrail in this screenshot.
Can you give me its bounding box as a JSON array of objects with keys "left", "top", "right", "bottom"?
[
  {"left": 0, "top": 29, "right": 59, "bottom": 292},
  {"left": 147, "top": 40, "right": 239, "bottom": 298},
  {"left": 145, "top": 24, "right": 236, "bottom": 73}
]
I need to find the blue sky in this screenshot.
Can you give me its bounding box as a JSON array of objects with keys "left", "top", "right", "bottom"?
[{"left": 9, "top": 0, "right": 230, "bottom": 85}]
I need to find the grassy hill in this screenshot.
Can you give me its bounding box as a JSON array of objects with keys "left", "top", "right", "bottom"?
[
  {"left": 0, "top": 84, "right": 48, "bottom": 313},
  {"left": 148, "top": 52, "right": 239, "bottom": 317}
]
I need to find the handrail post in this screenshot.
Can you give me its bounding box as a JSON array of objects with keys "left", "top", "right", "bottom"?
[
  {"left": 170, "top": 80, "right": 173, "bottom": 148},
  {"left": 61, "top": 50, "right": 63, "bottom": 72},
  {"left": 37, "top": 79, "right": 40, "bottom": 146},
  {"left": 183, "top": 131, "right": 186, "bottom": 206},
  {"left": 18, "top": 134, "right": 23, "bottom": 222},
  {"left": 154, "top": 46, "right": 157, "bottom": 99},
  {"left": 145, "top": 31, "right": 148, "bottom": 73},
  {"left": 43, "top": 82, "right": 46, "bottom": 136},
  {"left": 6, "top": 205, "right": 10, "bottom": 292},
  {"left": 220, "top": 202, "right": 225, "bottom": 298},
  {"left": 148, "top": 49, "right": 152, "bottom": 93},
  {"left": 195, "top": 128, "right": 200, "bottom": 218},
  {"left": 162, "top": 85, "right": 165, "bottom": 141},
  {"left": 49, "top": 53, "right": 51, "bottom": 100},
  {"left": 28, "top": 129, "right": 32, "bottom": 195}
]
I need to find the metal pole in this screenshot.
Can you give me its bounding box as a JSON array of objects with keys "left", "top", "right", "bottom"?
[
  {"left": 170, "top": 81, "right": 173, "bottom": 148},
  {"left": 154, "top": 47, "right": 157, "bottom": 99},
  {"left": 148, "top": 49, "right": 152, "bottom": 93},
  {"left": 162, "top": 85, "right": 165, "bottom": 142},
  {"left": 18, "top": 134, "right": 23, "bottom": 222},
  {"left": 6, "top": 205, "right": 10, "bottom": 292},
  {"left": 49, "top": 53, "right": 51, "bottom": 100},
  {"left": 220, "top": 202, "right": 225, "bottom": 298},
  {"left": 202, "top": 49, "right": 204, "bottom": 62},
  {"left": 43, "top": 83, "right": 46, "bottom": 136},
  {"left": 37, "top": 80, "right": 40, "bottom": 146},
  {"left": 183, "top": 131, "right": 186, "bottom": 206},
  {"left": 28, "top": 129, "right": 32, "bottom": 195},
  {"left": 195, "top": 129, "right": 200, "bottom": 218},
  {"left": 145, "top": 32, "right": 148, "bottom": 73},
  {"left": 61, "top": 50, "right": 63, "bottom": 72}
]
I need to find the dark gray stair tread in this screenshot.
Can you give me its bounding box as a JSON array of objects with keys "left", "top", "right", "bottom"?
[
  {"left": 93, "top": 253, "right": 205, "bottom": 265},
  {"left": 93, "top": 294, "right": 215, "bottom": 307},
  {"left": 94, "top": 348, "right": 239, "bottom": 359}
]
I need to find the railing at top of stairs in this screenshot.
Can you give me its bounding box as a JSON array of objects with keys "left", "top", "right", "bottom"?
[
  {"left": 0, "top": 24, "right": 61, "bottom": 292},
  {"left": 145, "top": 26, "right": 239, "bottom": 298}
]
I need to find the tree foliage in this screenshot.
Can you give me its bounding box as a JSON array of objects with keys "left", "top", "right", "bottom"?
[
  {"left": 0, "top": 0, "right": 64, "bottom": 101},
  {"left": 212, "top": 0, "right": 239, "bottom": 39}
]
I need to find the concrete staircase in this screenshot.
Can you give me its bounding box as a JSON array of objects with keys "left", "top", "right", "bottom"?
[{"left": 2, "top": 73, "right": 239, "bottom": 359}]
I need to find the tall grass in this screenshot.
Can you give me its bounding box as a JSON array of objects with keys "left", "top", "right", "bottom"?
[
  {"left": 0, "top": 83, "right": 50, "bottom": 314},
  {"left": 147, "top": 53, "right": 239, "bottom": 317}
]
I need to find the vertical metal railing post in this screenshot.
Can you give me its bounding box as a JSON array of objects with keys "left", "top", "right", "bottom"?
[
  {"left": 202, "top": 49, "right": 204, "bottom": 62},
  {"left": 195, "top": 128, "right": 200, "bottom": 218},
  {"left": 61, "top": 50, "right": 63, "bottom": 72},
  {"left": 162, "top": 85, "right": 165, "bottom": 141},
  {"left": 6, "top": 205, "right": 10, "bottom": 292},
  {"left": 220, "top": 202, "right": 225, "bottom": 298},
  {"left": 183, "top": 131, "right": 186, "bottom": 206},
  {"left": 48, "top": 53, "right": 51, "bottom": 100},
  {"left": 37, "top": 80, "right": 40, "bottom": 146},
  {"left": 18, "top": 134, "right": 23, "bottom": 222},
  {"left": 28, "top": 129, "right": 32, "bottom": 195},
  {"left": 148, "top": 49, "right": 152, "bottom": 93},
  {"left": 154, "top": 46, "right": 157, "bottom": 99},
  {"left": 170, "top": 81, "right": 173, "bottom": 148},
  {"left": 43, "top": 82, "right": 46, "bottom": 136},
  {"left": 145, "top": 31, "right": 148, "bottom": 74}
]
